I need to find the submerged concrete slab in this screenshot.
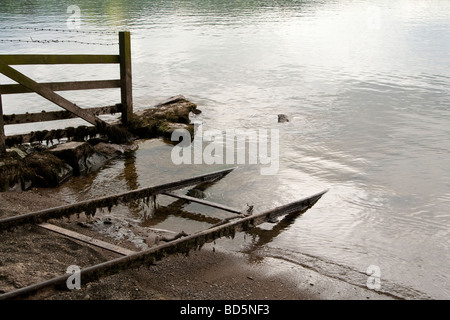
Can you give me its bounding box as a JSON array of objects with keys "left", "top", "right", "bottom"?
[{"left": 49, "top": 142, "right": 95, "bottom": 175}]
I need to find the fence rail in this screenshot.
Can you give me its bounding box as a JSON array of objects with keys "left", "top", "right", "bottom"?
[
  {"left": 3, "top": 104, "right": 121, "bottom": 125},
  {"left": 0, "top": 79, "right": 121, "bottom": 95},
  {"left": 0, "top": 54, "right": 120, "bottom": 65},
  {"left": 0, "top": 31, "right": 132, "bottom": 154}
]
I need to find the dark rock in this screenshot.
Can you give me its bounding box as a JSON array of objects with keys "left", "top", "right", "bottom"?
[
  {"left": 87, "top": 137, "right": 109, "bottom": 146},
  {"left": 24, "top": 152, "right": 73, "bottom": 187},
  {"left": 278, "top": 114, "right": 289, "bottom": 123},
  {"left": 157, "top": 122, "right": 194, "bottom": 140},
  {"left": 93, "top": 142, "right": 124, "bottom": 158},
  {"left": 85, "top": 152, "right": 109, "bottom": 173},
  {"left": 0, "top": 151, "right": 73, "bottom": 191},
  {"left": 1, "top": 140, "right": 131, "bottom": 192},
  {"left": 49, "top": 141, "right": 123, "bottom": 175},
  {"left": 0, "top": 156, "right": 32, "bottom": 191},
  {"left": 49, "top": 142, "right": 95, "bottom": 176},
  {"left": 128, "top": 96, "right": 199, "bottom": 140},
  {"left": 187, "top": 189, "right": 206, "bottom": 199}
]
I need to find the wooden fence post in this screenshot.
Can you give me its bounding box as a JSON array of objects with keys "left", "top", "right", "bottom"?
[
  {"left": 0, "top": 90, "right": 6, "bottom": 154},
  {"left": 119, "top": 31, "right": 132, "bottom": 125}
]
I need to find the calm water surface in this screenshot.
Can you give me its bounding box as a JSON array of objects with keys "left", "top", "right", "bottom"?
[{"left": 1, "top": 0, "right": 449, "bottom": 299}]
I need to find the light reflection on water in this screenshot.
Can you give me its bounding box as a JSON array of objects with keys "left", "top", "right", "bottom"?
[{"left": 1, "top": 0, "right": 449, "bottom": 299}]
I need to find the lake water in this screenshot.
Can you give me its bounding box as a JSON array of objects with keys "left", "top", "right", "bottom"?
[{"left": 1, "top": 0, "right": 449, "bottom": 299}]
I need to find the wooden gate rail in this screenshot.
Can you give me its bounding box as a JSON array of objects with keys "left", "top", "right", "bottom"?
[
  {"left": 0, "top": 189, "right": 327, "bottom": 300},
  {"left": 0, "top": 54, "right": 120, "bottom": 65},
  {"left": 0, "top": 31, "right": 132, "bottom": 153},
  {"left": 3, "top": 104, "right": 121, "bottom": 125},
  {"left": 0, "top": 79, "right": 121, "bottom": 95}
]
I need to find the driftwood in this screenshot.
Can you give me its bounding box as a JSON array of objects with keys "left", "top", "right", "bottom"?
[{"left": 38, "top": 223, "right": 136, "bottom": 256}]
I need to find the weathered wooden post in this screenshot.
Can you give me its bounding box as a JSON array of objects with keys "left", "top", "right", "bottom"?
[
  {"left": 119, "top": 31, "right": 133, "bottom": 125},
  {"left": 0, "top": 89, "right": 6, "bottom": 155}
]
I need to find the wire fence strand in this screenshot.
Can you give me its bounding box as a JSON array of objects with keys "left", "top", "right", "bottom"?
[
  {"left": 0, "top": 26, "right": 119, "bottom": 35},
  {"left": 0, "top": 26, "right": 122, "bottom": 46},
  {"left": 0, "top": 38, "right": 117, "bottom": 46}
]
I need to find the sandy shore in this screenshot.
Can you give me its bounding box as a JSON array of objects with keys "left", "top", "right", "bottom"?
[{"left": 0, "top": 189, "right": 395, "bottom": 301}]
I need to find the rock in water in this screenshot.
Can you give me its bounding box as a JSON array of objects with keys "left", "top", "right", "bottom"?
[
  {"left": 278, "top": 114, "right": 289, "bottom": 123},
  {"left": 128, "top": 95, "right": 199, "bottom": 140},
  {"left": 187, "top": 188, "right": 206, "bottom": 199}
]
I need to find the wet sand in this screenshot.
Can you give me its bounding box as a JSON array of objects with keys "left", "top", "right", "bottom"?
[{"left": 0, "top": 189, "right": 395, "bottom": 301}]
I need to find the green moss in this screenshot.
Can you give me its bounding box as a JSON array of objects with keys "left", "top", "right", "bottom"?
[
  {"left": 95, "top": 122, "right": 131, "bottom": 144},
  {"left": 156, "top": 121, "right": 171, "bottom": 134},
  {"left": 0, "top": 155, "right": 33, "bottom": 191},
  {"left": 24, "top": 152, "right": 68, "bottom": 188}
]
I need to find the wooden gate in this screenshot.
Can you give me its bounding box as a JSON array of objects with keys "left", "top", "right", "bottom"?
[{"left": 0, "top": 31, "right": 132, "bottom": 153}]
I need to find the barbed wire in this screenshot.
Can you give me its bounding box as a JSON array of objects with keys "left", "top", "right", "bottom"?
[
  {"left": 0, "top": 26, "right": 119, "bottom": 35},
  {"left": 0, "top": 37, "right": 117, "bottom": 46},
  {"left": 0, "top": 25, "right": 121, "bottom": 46}
]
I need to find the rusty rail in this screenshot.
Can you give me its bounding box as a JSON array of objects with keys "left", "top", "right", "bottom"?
[
  {"left": 0, "top": 167, "right": 235, "bottom": 231},
  {"left": 0, "top": 189, "right": 327, "bottom": 300},
  {"left": 162, "top": 191, "right": 243, "bottom": 214}
]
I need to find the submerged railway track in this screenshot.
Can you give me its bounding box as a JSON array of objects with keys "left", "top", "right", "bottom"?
[{"left": 0, "top": 167, "right": 327, "bottom": 300}]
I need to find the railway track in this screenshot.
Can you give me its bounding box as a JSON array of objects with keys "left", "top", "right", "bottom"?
[{"left": 0, "top": 167, "right": 327, "bottom": 300}]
